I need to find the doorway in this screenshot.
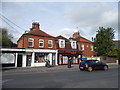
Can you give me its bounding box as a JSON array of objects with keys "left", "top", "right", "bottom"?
[
  {"left": 26, "top": 55, "right": 31, "bottom": 66},
  {"left": 17, "top": 54, "right": 22, "bottom": 67}
]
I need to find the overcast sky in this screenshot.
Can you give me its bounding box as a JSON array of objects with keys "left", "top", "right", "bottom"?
[{"left": 0, "top": 1, "right": 118, "bottom": 43}]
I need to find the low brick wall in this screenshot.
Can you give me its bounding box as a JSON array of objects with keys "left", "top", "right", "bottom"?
[{"left": 100, "top": 56, "right": 117, "bottom": 63}]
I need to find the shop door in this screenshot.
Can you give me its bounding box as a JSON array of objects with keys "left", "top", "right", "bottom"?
[
  {"left": 17, "top": 55, "right": 22, "bottom": 67},
  {"left": 26, "top": 55, "right": 31, "bottom": 66}
]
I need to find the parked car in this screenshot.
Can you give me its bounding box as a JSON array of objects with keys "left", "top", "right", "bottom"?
[{"left": 79, "top": 60, "right": 108, "bottom": 72}]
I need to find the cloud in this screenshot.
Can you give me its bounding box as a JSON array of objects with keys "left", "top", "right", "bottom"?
[
  {"left": 48, "top": 28, "right": 77, "bottom": 38},
  {"left": 62, "top": 2, "right": 118, "bottom": 40}
]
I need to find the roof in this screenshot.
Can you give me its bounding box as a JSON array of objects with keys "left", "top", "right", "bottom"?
[
  {"left": 24, "top": 29, "right": 54, "bottom": 38},
  {"left": 73, "top": 36, "right": 92, "bottom": 43},
  {"left": 56, "top": 35, "right": 69, "bottom": 42},
  {"left": 17, "top": 29, "right": 55, "bottom": 42}
]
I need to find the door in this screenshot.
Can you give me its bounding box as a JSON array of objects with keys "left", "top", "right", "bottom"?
[
  {"left": 26, "top": 55, "right": 32, "bottom": 66},
  {"left": 52, "top": 54, "right": 55, "bottom": 66},
  {"left": 17, "top": 55, "right": 22, "bottom": 67}
]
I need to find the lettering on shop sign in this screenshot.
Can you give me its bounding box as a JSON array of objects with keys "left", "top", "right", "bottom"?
[{"left": 59, "top": 50, "right": 81, "bottom": 54}]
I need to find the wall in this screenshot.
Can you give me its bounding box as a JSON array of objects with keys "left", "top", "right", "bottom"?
[
  {"left": 18, "top": 35, "right": 56, "bottom": 49},
  {"left": 100, "top": 56, "right": 118, "bottom": 63},
  {"left": 79, "top": 42, "right": 95, "bottom": 57}
]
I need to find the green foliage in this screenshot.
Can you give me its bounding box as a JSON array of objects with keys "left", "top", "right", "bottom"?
[
  {"left": 107, "top": 48, "right": 120, "bottom": 59},
  {"left": 0, "top": 28, "right": 17, "bottom": 48},
  {"left": 93, "top": 27, "right": 114, "bottom": 56}
]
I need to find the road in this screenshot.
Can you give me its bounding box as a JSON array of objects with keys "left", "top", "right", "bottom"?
[{"left": 2, "top": 67, "right": 118, "bottom": 88}]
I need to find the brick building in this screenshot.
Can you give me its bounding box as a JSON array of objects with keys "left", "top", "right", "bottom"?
[
  {"left": 16, "top": 22, "right": 95, "bottom": 67},
  {"left": 55, "top": 35, "right": 82, "bottom": 65},
  {"left": 71, "top": 32, "right": 96, "bottom": 58},
  {"left": 17, "top": 22, "right": 58, "bottom": 67}
]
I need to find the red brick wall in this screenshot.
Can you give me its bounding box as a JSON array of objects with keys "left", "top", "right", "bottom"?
[{"left": 18, "top": 35, "right": 56, "bottom": 49}]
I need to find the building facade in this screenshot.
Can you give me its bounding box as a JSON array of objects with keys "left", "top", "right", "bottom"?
[
  {"left": 15, "top": 22, "right": 95, "bottom": 67},
  {"left": 17, "top": 22, "right": 58, "bottom": 67},
  {"left": 55, "top": 35, "right": 82, "bottom": 65},
  {"left": 71, "top": 32, "right": 96, "bottom": 58}
]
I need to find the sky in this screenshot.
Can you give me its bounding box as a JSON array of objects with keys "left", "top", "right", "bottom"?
[{"left": 0, "top": 1, "right": 119, "bottom": 43}]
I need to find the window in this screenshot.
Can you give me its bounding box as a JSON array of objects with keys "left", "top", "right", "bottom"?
[
  {"left": 48, "top": 40, "right": 53, "bottom": 48},
  {"left": 81, "top": 43, "right": 84, "bottom": 50},
  {"left": 59, "top": 39, "right": 65, "bottom": 48},
  {"left": 71, "top": 41, "right": 77, "bottom": 49},
  {"left": 90, "top": 45, "right": 93, "bottom": 51},
  {"left": 39, "top": 39, "right": 44, "bottom": 48},
  {"left": 28, "top": 38, "right": 34, "bottom": 47}
]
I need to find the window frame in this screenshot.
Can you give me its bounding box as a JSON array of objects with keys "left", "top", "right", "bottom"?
[
  {"left": 71, "top": 41, "right": 77, "bottom": 49},
  {"left": 28, "top": 38, "right": 34, "bottom": 47},
  {"left": 59, "top": 39, "right": 65, "bottom": 48},
  {"left": 48, "top": 40, "right": 53, "bottom": 48},
  {"left": 81, "top": 43, "right": 84, "bottom": 50},
  {"left": 39, "top": 39, "right": 44, "bottom": 48}
]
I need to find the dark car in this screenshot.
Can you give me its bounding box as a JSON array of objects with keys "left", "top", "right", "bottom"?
[{"left": 79, "top": 60, "right": 108, "bottom": 72}]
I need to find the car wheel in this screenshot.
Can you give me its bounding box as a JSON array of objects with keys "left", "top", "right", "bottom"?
[
  {"left": 88, "top": 67, "right": 93, "bottom": 72},
  {"left": 104, "top": 66, "right": 108, "bottom": 70},
  {"left": 80, "top": 69, "right": 84, "bottom": 71}
]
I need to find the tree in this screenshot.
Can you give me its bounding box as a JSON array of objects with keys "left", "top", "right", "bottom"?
[
  {"left": 0, "top": 28, "right": 17, "bottom": 48},
  {"left": 93, "top": 27, "right": 114, "bottom": 56}
]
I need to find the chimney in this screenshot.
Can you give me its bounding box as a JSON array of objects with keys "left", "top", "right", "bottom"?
[
  {"left": 31, "top": 22, "right": 40, "bottom": 30},
  {"left": 73, "top": 32, "right": 80, "bottom": 38}
]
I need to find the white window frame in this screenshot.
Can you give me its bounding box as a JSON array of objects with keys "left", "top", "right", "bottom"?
[
  {"left": 81, "top": 43, "right": 84, "bottom": 50},
  {"left": 90, "top": 45, "right": 93, "bottom": 51},
  {"left": 48, "top": 40, "right": 53, "bottom": 48},
  {"left": 39, "top": 39, "right": 44, "bottom": 48},
  {"left": 71, "top": 41, "right": 77, "bottom": 49},
  {"left": 59, "top": 39, "right": 65, "bottom": 48},
  {"left": 28, "top": 38, "right": 34, "bottom": 47}
]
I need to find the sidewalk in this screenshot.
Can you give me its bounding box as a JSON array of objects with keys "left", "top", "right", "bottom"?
[
  {"left": 2, "top": 64, "right": 118, "bottom": 74},
  {"left": 2, "top": 65, "right": 79, "bottom": 73}
]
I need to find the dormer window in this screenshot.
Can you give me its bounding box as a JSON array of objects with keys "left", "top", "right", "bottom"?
[
  {"left": 59, "top": 39, "right": 65, "bottom": 48},
  {"left": 71, "top": 41, "right": 77, "bottom": 49},
  {"left": 28, "top": 38, "right": 34, "bottom": 47}
]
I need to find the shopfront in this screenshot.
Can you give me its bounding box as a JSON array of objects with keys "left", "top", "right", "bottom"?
[
  {"left": 1, "top": 48, "right": 58, "bottom": 68},
  {"left": 58, "top": 50, "right": 82, "bottom": 65},
  {"left": 26, "top": 49, "right": 58, "bottom": 67}
]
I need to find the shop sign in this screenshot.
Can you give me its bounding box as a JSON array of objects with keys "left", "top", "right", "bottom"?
[{"left": 59, "top": 50, "right": 81, "bottom": 54}]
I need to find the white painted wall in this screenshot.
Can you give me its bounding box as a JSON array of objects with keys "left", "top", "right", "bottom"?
[
  {"left": 87, "top": 57, "right": 100, "bottom": 61},
  {"left": 22, "top": 54, "right": 26, "bottom": 67},
  {"left": 15, "top": 53, "right": 18, "bottom": 68},
  {"left": 31, "top": 52, "right": 35, "bottom": 67},
  {"left": 49, "top": 53, "right": 52, "bottom": 65}
]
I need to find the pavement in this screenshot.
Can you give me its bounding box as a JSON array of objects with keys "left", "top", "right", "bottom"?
[{"left": 2, "top": 63, "right": 119, "bottom": 74}]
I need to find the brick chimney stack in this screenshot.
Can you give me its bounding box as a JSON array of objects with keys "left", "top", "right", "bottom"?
[
  {"left": 31, "top": 22, "right": 40, "bottom": 30},
  {"left": 73, "top": 32, "right": 80, "bottom": 38}
]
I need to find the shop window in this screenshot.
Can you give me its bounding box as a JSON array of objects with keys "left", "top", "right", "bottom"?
[
  {"left": 28, "top": 38, "right": 34, "bottom": 47},
  {"left": 71, "top": 41, "right": 77, "bottom": 49},
  {"left": 73, "top": 57, "right": 78, "bottom": 64},
  {"left": 35, "top": 53, "right": 48, "bottom": 63},
  {"left": 39, "top": 39, "right": 44, "bottom": 48},
  {"left": 63, "top": 56, "right": 68, "bottom": 64},
  {"left": 48, "top": 40, "right": 53, "bottom": 48},
  {"left": 81, "top": 44, "right": 84, "bottom": 50}
]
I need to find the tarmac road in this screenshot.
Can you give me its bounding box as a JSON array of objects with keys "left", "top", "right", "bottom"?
[{"left": 2, "top": 65, "right": 118, "bottom": 88}]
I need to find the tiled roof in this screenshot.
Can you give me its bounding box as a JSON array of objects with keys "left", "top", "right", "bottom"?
[
  {"left": 74, "top": 36, "right": 92, "bottom": 43},
  {"left": 24, "top": 29, "right": 54, "bottom": 38},
  {"left": 56, "top": 35, "right": 69, "bottom": 42}
]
